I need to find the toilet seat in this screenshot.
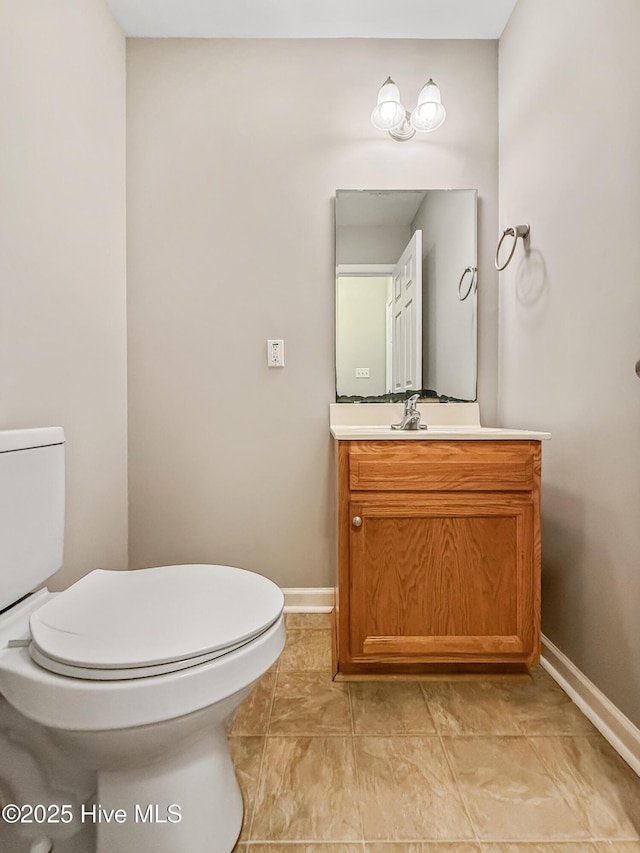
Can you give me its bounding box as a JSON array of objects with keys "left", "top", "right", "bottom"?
[{"left": 28, "top": 564, "right": 284, "bottom": 681}]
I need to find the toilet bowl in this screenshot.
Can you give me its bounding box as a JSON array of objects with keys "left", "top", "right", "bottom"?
[{"left": 0, "top": 428, "right": 285, "bottom": 853}]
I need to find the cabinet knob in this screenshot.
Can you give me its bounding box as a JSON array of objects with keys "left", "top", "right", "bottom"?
[{"left": 352, "top": 516, "right": 363, "bottom": 527}]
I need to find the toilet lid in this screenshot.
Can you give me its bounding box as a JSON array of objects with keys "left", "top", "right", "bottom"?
[{"left": 29, "top": 565, "right": 284, "bottom": 679}]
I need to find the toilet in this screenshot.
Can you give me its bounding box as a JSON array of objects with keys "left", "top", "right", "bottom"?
[{"left": 0, "top": 427, "right": 285, "bottom": 853}]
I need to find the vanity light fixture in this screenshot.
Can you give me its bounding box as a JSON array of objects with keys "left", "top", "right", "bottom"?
[{"left": 371, "top": 77, "right": 446, "bottom": 142}]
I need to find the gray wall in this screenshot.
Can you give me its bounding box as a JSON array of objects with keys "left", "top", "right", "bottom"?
[
  {"left": 413, "top": 191, "right": 477, "bottom": 399},
  {"left": 127, "top": 38, "right": 499, "bottom": 587},
  {"left": 499, "top": 0, "right": 640, "bottom": 726},
  {"left": 0, "top": 0, "right": 128, "bottom": 589}
]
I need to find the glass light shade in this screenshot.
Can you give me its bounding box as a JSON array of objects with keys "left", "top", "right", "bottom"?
[
  {"left": 410, "top": 79, "right": 446, "bottom": 133},
  {"left": 371, "top": 77, "right": 406, "bottom": 132}
]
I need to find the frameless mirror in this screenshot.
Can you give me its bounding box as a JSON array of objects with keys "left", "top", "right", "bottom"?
[{"left": 335, "top": 189, "right": 477, "bottom": 402}]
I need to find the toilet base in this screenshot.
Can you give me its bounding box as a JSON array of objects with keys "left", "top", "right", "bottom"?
[
  {"left": 52, "top": 694, "right": 249, "bottom": 853},
  {"left": 96, "top": 722, "right": 242, "bottom": 853}
]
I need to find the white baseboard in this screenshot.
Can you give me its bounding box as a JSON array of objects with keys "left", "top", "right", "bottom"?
[
  {"left": 541, "top": 634, "right": 640, "bottom": 776},
  {"left": 281, "top": 587, "right": 335, "bottom": 613}
]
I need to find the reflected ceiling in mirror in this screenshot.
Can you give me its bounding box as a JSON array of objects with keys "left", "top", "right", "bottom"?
[{"left": 335, "top": 189, "right": 477, "bottom": 403}]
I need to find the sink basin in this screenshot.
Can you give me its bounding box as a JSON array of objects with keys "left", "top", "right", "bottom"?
[
  {"left": 426, "top": 426, "right": 506, "bottom": 434},
  {"left": 333, "top": 425, "right": 503, "bottom": 434}
]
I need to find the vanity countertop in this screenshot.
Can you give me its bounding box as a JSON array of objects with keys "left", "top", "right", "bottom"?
[
  {"left": 330, "top": 425, "right": 551, "bottom": 440},
  {"left": 329, "top": 402, "right": 551, "bottom": 441}
]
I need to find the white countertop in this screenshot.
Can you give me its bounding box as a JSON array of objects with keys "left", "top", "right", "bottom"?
[
  {"left": 329, "top": 402, "right": 551, "bottom": 441},
  {"left": 330, "top": 425, "right": 551, "bottom": 440}
]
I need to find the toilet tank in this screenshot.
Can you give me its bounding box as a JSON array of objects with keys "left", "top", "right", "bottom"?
[{"left": 0, "top": 428, "right": 65, "bottom": 612}]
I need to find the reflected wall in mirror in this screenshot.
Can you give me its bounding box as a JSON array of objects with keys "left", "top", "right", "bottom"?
[{"left": 335, "top": 189, "right": 477, "bottom": 403}]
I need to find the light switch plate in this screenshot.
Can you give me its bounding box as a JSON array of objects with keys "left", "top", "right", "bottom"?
[{"left": 355, "top": 367, "right": 370, "bottom": 378}]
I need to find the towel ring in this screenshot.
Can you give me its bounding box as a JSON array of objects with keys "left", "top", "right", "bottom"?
[
  {"left": 495, "top": 224, "right": 530, "bottom": 271},
  {"left": 458, "top": 266, "right": 478, "bottom": 301}
]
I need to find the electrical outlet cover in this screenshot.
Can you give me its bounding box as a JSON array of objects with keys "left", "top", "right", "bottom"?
[{"left": 267, "top": 339, "right": 284, "bottom": 367}]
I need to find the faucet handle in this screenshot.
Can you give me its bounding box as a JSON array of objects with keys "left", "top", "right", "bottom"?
[{"left": 404, "top": 393, "right": 420, "bottom": 414}]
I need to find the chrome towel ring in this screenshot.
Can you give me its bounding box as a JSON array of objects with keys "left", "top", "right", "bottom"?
[
  {"left": 458, "top": 266, "right": 477, "bottom": 301},
  {"left": 495, "top": 224, "right": 530, "bottom": 271}
]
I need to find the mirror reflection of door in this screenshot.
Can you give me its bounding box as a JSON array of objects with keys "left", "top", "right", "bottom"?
[{"left": 391, "top": 230, "right": 422, "bottom": 394}]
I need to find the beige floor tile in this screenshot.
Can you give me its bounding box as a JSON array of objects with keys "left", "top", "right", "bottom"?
[
  {"left": 285, "top": 612, "right": 334, "bottom": 630},
  {"left": 229, "top": 735, "right": 265, "bottom": 842},
  {"left": 482, "top": 845, "right": 598, "bottom": 852},
  {"left": 366, "top": 844, "right": 481, "bottom": 852},
  {"left": 422, "top": 679, "right": 594, "bottom": 738},
  {"left": 249, "top": 846, "right": 363, "bottom": 852},
  {"left": 443, "top": 736, "right": 589, "bottom": 841},
  {"left": 354, "top": 736, "right": 474, "bottom": 841},
  {"left": 269, "top": 671, "right": 352, "bottom": 735},
  {"left": 351, "top": 682, "right": 436, "bottom": 735},
  {"left": 230, "top": 626, "right": 637, "bottom": 853},
  {"left": 422, "top": 682, "right": 523, "bottom": 736},
  {"left": 508, "top": 681, "right": 596, "bottom": 736},
  {"left": 529, "top": 665, "right": 559, "bottom": 687},
  {"left": 230, "top": 673, "right": 276, "bottom": 735},
  {"left": 250, "top": 736, "right": 362, "bottom": 841},
  {"left": 530, "top": 736, "right": 640, "bottom": 839},
  {"left": 278, "top": 628, "right": 333, "bottom": 672}
]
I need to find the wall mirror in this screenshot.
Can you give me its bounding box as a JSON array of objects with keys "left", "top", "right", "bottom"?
[{"left": 335, "top": 189, "right": 477, "bottom": 402}]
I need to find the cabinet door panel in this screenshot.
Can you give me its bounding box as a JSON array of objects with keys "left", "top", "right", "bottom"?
[{"left": 348, "top": 494, "right": 536, "bottom": 662}]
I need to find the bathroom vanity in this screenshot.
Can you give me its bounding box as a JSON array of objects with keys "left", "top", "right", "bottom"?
[
  {"left": 330, "top": 404, "right": 550, "bottom": 677},
  {"left": 332, "top": 191, "right": 549, "bottom": 677}
]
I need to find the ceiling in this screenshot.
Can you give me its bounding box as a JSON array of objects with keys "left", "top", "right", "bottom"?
[{"left": 104, "top": 0, "right": 518, "bottom": 39}]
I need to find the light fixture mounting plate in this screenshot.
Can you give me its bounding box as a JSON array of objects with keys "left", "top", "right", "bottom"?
[{"left": 388, "top": 110, "right": 416, "bottom": 142}]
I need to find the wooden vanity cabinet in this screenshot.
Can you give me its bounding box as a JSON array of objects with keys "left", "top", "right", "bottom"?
[{"left": 334, "top": 439, "right": 542, "bottom": 676}]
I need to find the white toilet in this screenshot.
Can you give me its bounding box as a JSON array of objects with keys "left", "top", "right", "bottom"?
[{"left": 0, "top": 427, "right": 285, "bottom": 853}]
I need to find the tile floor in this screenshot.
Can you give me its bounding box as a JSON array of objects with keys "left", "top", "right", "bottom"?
[{"left": 229, "top": 612, "right": 640, "bottom": 852}]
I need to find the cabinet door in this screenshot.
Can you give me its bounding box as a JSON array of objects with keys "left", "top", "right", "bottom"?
[{"left": 348, "top": 492, "right": 538, "bottom": 664}]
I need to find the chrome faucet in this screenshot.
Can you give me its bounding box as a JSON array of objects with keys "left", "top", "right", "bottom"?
[{"left": 391, "top": 394, "right": 428, "bottom": 430}]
